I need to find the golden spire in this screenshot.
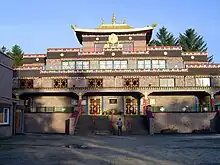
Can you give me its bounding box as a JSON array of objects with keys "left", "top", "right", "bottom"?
[
  {"left": 112, "top": 13, "right": 116, "bottom": 24},
  {"left": 123, "top": 18, "right": 126, "bottom": 24},
  {"left": 101, "top": 18, "right": 104, "bottom": 24}
]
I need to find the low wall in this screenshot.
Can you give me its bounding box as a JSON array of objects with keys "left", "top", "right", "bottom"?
[
  {"left": 24, "top": 113, "right": 72, "bottom": 133},
  {"left": 24, "top": 112, "right": 218, "bottom": 134},
  {"left": 153, "top": 112, "right": 216, "bottom": 133}
]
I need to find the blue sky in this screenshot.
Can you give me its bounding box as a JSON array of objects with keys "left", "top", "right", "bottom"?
[{"left": 0, "top": 0, "right": 219, "bottom": 61}]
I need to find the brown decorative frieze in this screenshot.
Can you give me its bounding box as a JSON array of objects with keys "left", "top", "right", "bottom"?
[
  {"left": 53, "top": 79, "right": 68, "bottom": 88},
  {"left": 40, "top": 68, "right": 188, "bottom": 74},
  {"left": 23, "top": 63, "right": 44, "bottom": 67},
  {"left": 88, "top": 79, "right": 103, "bottom": 88},
  {"left": 184, "top": 61, "right": 209, "bottom": 64},
  {"left": 182, "top": 52, "right": 208, "bottom": 56},
  {"left": 14, "top": 66, "right": 40, "bottom": 70},
  {"left": 20, "top": 79, "right": 34, "bottom": 89},
  {"left": 148, "top": 46, "right": 182, "bottom": 51},
  {"left": 186, "top": 64, "right": 220, "bottom": 68},
  {"left": 23, "top": 54, "right": 46, "bottom": 58},
  {"left": 47, "top": 48, "right": 80, "bottom": 52}
]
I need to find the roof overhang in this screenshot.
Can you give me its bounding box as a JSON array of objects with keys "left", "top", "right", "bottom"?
[{"left": 71, "top": 25, "right": 154, "bottom": 45}]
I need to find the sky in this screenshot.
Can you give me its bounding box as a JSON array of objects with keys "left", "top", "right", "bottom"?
[{"left": 0, "top": 0, "right": 220, "bottom": 62}]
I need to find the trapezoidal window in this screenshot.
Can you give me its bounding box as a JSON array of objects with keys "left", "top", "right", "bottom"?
[
  {"left": 88, "top": 79, "right": 103, "bottom": 88},
  {"left": 19, "top": 79, "right": 34, "bottom": 89},
  {"left": 53, "top": 79, "right": 68, "bottom": 88},
  {"left": 123, "top": 42, "right": 134, "bottom": 52},
  {"left": 94, "top": 43, "right": 105, "bottom": 52},
  {"left": 124, "top": 78, "right": 139, "bottom": 88}
]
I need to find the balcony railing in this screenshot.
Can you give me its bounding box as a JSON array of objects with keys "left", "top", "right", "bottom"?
[{"left": 41, "top": 64, "right": 186, "bottom": 71}]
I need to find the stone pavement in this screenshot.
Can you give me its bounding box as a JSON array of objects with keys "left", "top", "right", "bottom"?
[{"left": 0, "top": 134, "right": 220, "bottom": 165}]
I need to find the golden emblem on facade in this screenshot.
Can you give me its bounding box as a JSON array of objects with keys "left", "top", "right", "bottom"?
[
  {"left": 108, "top": 33, "right": 118, "bottom": 44},
  {"left": 104, "top": 33, "right": 123, "bottom": 50}
]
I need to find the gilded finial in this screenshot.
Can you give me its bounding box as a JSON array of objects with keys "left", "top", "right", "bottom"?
[
  {"left": 151, "top": 22, "right": 157, "bottom": 28},
  {"left": 112, "top": 13, "right": 116, "bottom": 24},
  {"left": 123, "top": 18, "right": 126, "bottom": 24},
  {"left": 101, "top": 18, "right": 104, "bottom": 24}
]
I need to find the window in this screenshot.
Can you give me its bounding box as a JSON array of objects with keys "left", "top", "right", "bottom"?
[
  {"left": 152, "top": 60, "right": 166, "bottom": 69},
  {"left": 99, "top": 61, "right": 113, "bottom": 69},
  {"left": 124, "top": 78, "right": 139, "bottom": 88},
  {"left": 196, "top": 78, "right": 210, "bottom": 87},
  {"left": 20, "top": 79, "right": 33, "bottom": 89},
  {"left": 0, "top": 108, "right": 9, "bottom": 125},
  {"left": 109, "top": 98, "right": 118, "bottom": 104},
  {"left": 160, "top": 79, "right": 175, "bottom": 87},
  {"left": 76, "top": 61, "right": 90, "bottom": 69},
  {"left": 137, "top": 60, "right": 151, "bottom": 69},
  {"left": 62, "top": 61, "right": 75, "bottom": 70},
  {"left": 53, "top": 79, "right": 68, "bottom": 88},
  {"left": 123, "top": 42, "right": 134, "bottom": 52},
  {"left": 88, "top": 79, "right": 103, "bottom": 88},
  {"left": 113, "top": 60, "right": 127, "bottom": 69}
]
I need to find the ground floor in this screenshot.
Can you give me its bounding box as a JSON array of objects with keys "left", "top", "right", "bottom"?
[
  {"left": 14, "top": 90, "right": 220, "bottom": 134},
  {"left": 18, "top": 91, "right": 220, "bottom": 114},
  {"left": 0, "top": 134, "right": 220, "bottom": 165}
]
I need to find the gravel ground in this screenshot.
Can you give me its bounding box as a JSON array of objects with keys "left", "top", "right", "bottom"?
[{"left": 0, "top": 134, "right": 220, "bottom": 165}]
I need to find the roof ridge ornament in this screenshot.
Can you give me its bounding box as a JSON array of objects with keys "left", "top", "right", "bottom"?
[
  {"left": 112, "top": 13, "right": 116, "bottom": 24},
  {"left": 123, "top": 18, "right": 126, "bottom": 24}
]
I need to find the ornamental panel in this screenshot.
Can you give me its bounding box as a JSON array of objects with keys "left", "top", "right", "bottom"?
[
  {"left": 53, "top": 79, "right": 68, "bottom": 88},
  {"left": 19, "top": 79, "right": 34, "bottom": 89},
  {"left": 124, "top": 96, "right": 138, "bottom": 115}
]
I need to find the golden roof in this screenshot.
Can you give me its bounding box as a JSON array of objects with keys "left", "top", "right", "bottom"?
[{"left": 96, "top": 13, "right": 133, "bottom": 30}]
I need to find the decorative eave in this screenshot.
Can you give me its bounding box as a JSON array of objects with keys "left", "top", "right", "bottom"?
[
  {"left": 14, "top": 66, "right": 40, "bottom": 70},
  {"left": 186, "top": 64, "right": 220, "bottom": 68},
  {"left": 71, "top": 25, "right": 154, "bottom": 33},
  {"left": 23, "top": 54, "right": 46, "bottom": 58},
  {"left": 47, "top": 48, "right": 80, "bottom": 53},
  {"left": 182, "top": 52, "right": 208, "bottom": 56}
]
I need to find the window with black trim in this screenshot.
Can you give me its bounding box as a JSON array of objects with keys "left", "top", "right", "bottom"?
[
  {"left": 124, "top": 78, "right": 139, "bottom": 88},
  {"left": 113, "top": 60, "right": 127, "bottom": 69},
  {"left": 88, "top": 79, "right": 103, "bottom": 88},
  {"left": 99, "top": 61, "right": 113, "bottom": 69},
  {"left": 53, "top": 79, "right": 68, "bottom": 88},
  {"left": 19, "top": 79, "right": 33, "bottom": 89},
  {"left": 109, "top": 98, "right": 118, "bottom": 104}
]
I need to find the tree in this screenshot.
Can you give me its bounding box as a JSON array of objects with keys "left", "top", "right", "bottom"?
[
  {"left": 149, "top": 26, "right": 179, "bottom": 46},
  {"left": 0, "top": 46, "right": 10, "bottom": 55},
  {"left": 8, "top": 45, "right": 24, "bottom": 67},
  {"left": 208, "top": 55, "right": 214, "bottom": 63},
  {"left": 179, "top": 28, "right": 207, "bottom": 52}
]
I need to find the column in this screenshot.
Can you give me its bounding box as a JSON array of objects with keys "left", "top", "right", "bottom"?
[
  {"left": 210, "top": 94, "right": 215, "bottom": 111},
  {"left": 86, "top": 96, "right": 89, "bottom": 115},
  {"left": 137, "top": 97, "right": 141, "bottom": 116}
]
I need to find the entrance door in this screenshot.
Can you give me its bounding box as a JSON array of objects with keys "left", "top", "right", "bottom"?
[
  {"left": 125, "top": 97, "right": 138, "bottom": 115},
  {"left": 15, "top": 110, "right": 21, "bottom": 134},
  {"left": 89, "top": 97, "right": 101, "bottom": 115}
]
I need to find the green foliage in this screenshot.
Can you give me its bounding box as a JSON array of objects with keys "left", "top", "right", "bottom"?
[
  {"left": 208, "top": 55, "right": 213, "bottom": 63},
  {"left": 179, "top": 28, "right": 208, "bottom": 52},
  {"left": 149, "top": 26, "right": 179, "bottom": 46},
  {"left": 8, "top": 45, "right": 24, "bottom": 67},
  {"left": 0, "top": 46, "right": 10, "bottom": 55}
]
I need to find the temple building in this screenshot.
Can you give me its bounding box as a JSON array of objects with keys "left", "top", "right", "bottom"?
[{"left": 13, "top": 14, "right": 220, "bottom": 134}]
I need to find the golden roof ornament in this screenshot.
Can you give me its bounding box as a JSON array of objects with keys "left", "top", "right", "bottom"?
[
  {"left": 112, "top": 13, "right": 116, "bottom": 24},
  {"left": 101, "top": 18, "right": 104, "bottom": 24},
  {"left": 151, "top": 22, "right": 157, "bottom": 28},
  {"left": 123, "top": 18, "right": 126, "bottom": 24}
]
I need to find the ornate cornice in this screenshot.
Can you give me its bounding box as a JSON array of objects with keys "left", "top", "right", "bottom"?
[
  {"left": 47, "top": 48, "right": 80, "bottom": 53},
  {"left": 182, "top": 52, "right": 208, "bottom": 56},
  {"left": 186, "top": 64, "right": 220, "bottom": 68},
  {"left": 40, "top": 68, "right": 188, "bottom": 74},
  {"left": 23, "top": 54, "right": 46, "bottom": 58},
  {"left": 147, "top": 46, "right": 182, "bottom": 51}
]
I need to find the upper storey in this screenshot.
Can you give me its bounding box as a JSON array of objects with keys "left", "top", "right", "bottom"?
[{"left": 71, "top": 13, "right": 156, "bottom": 52}]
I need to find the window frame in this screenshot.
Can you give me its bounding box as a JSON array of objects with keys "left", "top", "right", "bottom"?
[
  {"left": 0, "top": 108, "right": 10, "bottom": 125},
  {"left": 99, "top": 60, "right": 113, "bottom": 69},
  {"left": 62, "top": 61, "right": 76, "bottom": 70},
  {"left": 152, "top": 60, "right": 166, "bottom": 69},
  {"left": 75, "top": 61, "right": 90, "bottom": 70},
  {"left": 113, "top": 60, "right": 128, "bottom": 69},
  {"left": 195, "top": 78, "right": 210, "bottom": 87},
  {"left": 137, "top": 60, "right": 151, "bottom": 69}
]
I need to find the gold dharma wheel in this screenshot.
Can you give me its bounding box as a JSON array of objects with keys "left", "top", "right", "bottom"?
[{"left": 108, "top": 33, "right": 118, "bottom": 44}]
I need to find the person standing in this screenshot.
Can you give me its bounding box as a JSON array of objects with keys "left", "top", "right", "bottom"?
[
  {"left": 146, "top": 105, "right": 154, "bottom": 135},
  {"left": 117, "top": 118, "right": 123, "bottom": 136}
]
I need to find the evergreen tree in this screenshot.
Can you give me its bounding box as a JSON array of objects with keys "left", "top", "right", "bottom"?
[
  {"left": 208, "top": 55, "right": 213, "bottom": 63},
  {"left": 0, "top": 46, "right": 10, "bottom": 54},
  {"left": 149, "top": 26, "right": 179, "bottom": 46},
  {"left": 8, "top": 45, "right": 24, "bottom": 67},
  {"left": 179, "top": 28, "right": 207, "bottom": 52}
]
